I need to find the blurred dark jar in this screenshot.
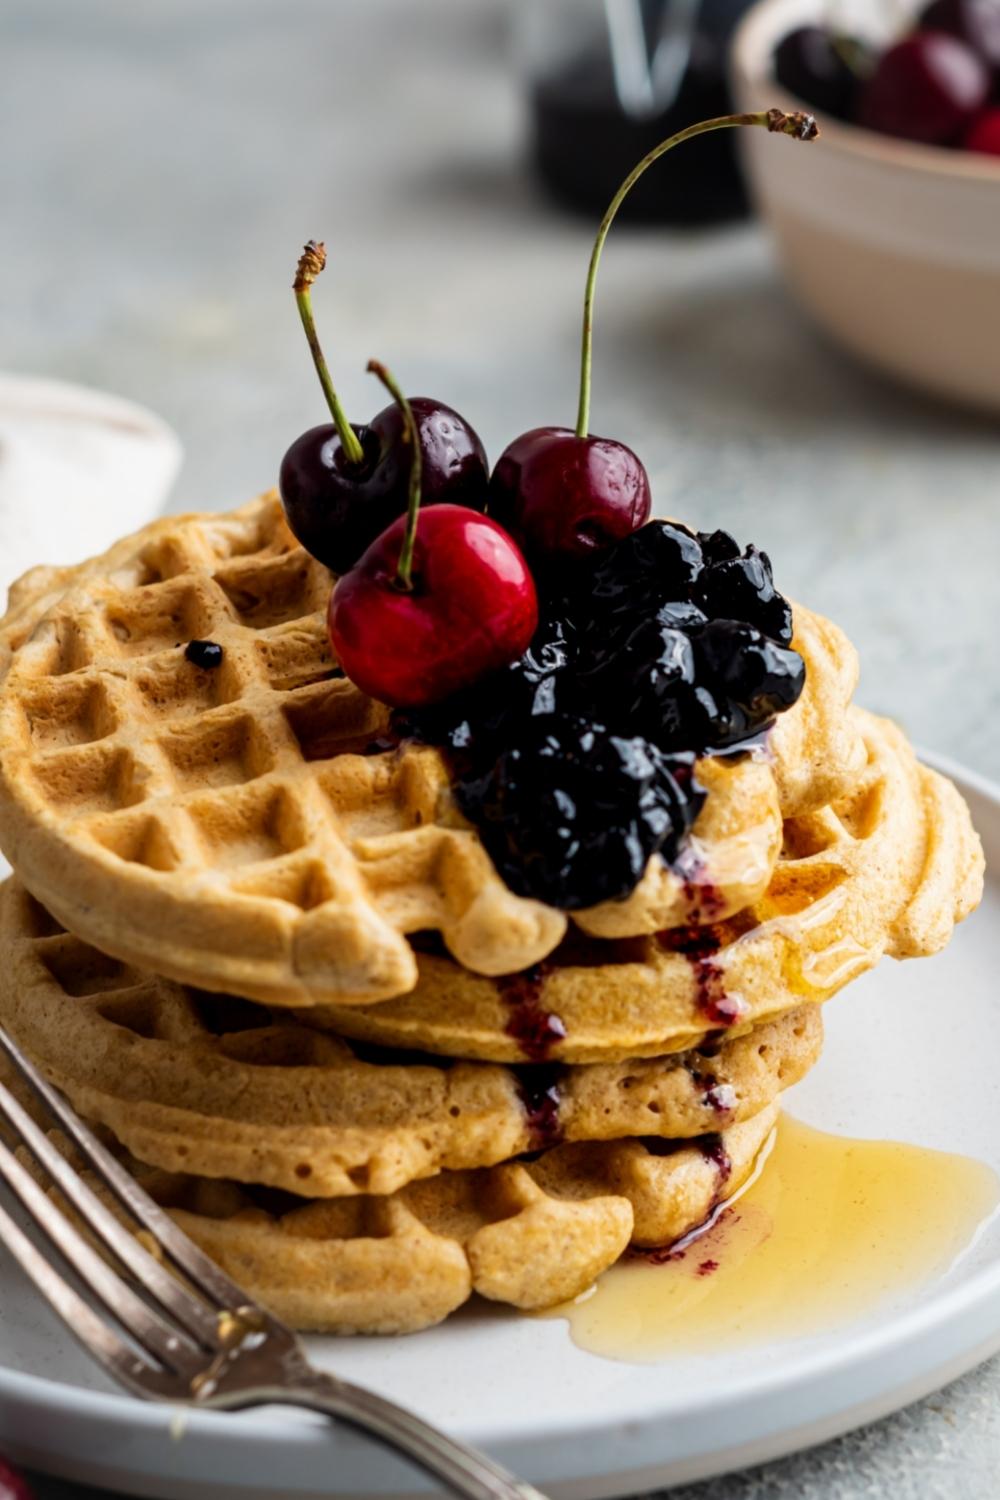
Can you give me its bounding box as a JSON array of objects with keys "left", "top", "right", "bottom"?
[{"left": 521, "top": 0, "right": 759, "bottom": 223}]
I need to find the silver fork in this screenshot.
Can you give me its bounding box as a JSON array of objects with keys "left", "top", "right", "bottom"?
[{"left": 0, "top": 1025, "right": 547, "bottom": 1500}]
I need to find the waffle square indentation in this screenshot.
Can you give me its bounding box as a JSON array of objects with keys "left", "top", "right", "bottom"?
[
  {"left": 215, "top": 554, "right": 327, "bottom": 631},
  {"left": 91, "top": 810, "right": 184, "bottom": 872},
  {"left": 160, "top": 715, "right": 275, "bottom": 792},
  {"left": 132, "top": 651, "right": 247, "bottom": 721},
  {"left": 230, "top": 856, "right": 335, "bottom": 911},
  {"left": 283, "top": 683, "right": 387, "bottom": 763},
  {"left": 34, "top": 934, "right": 135, "bottom": 998},
  {"left": 103, "top": 581, "right": 221, "bottom": 660},
  {"left": 186, "top": 783, "right": 308, "bottom": 869},
  {"left": 21, "top": 679, "right": 119, "bottom": 751},
  {"left": 32, "top": 744, "right": 153, "bottom": 816},
  {"left": 256, "top": 622, "right": 339, "bottom": 693}
]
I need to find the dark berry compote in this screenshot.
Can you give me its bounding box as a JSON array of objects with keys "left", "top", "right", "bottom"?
[{"left": 399, "top": 518, "right": 805, "bottom": 910}]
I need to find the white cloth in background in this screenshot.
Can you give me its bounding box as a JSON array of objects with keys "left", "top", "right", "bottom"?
[{"left": 0, "top": 373, "right": 181, "bottom": 609}]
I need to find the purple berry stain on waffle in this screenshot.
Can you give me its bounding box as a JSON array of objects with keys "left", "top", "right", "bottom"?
[{"left": 497, "top": 965, "right": 566, "bottom": 1063}]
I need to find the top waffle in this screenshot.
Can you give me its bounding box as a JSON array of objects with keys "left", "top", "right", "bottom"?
[{"left": 0, "top": 494, "right": 863, "bottom": 1008}]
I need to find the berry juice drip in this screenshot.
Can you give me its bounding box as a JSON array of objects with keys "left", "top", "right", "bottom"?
[
  {"left": 548, "top": 1118, "right": 1000, "bottom": 1362},
  {"left": 658, "top": 925, "right": 745, "bottom": 1028},
  {"left": 496, "top": 965, "right": 567, "bottom": 1063},
  {"left": 674, "top": 846, "right": 725, "bottom": 924},
  {"left": 513, "top": 1065, "right": 565, "bottom": 1151},
  {"left": 698, "top": 1132, "right": 733, "bottom": 1186}
]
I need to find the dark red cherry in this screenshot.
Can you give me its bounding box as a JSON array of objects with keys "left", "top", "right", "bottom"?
[
  {"left": 859, "top": 32, "right": 990, "bottom": 144},
  {"left": 278, "top": 242, "right": 487, "bottom": 575},
  {"left": 920, "top": 0, "right": 1000, "bottom": 70},
  {"left": 489, "top": 427, "right": 650, "bottom": 570},
  {"left": 965, "top": 104, "right": 1000, "bottom": 149},
  {"left": 329, "top": 505, "right": 538, "bottom": 708},
  {"left": 280, "top": 396, "right": 487, "bottom": 575},
  {"left": 0, "top": 1458, "right": 32, "bottom": 1500},
  {"left": 488, "top": 110, "right": 817, "bottom": 572}
]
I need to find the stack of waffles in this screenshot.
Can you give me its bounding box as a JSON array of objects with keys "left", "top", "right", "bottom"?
[{"left": 0, "top": 495, "right": 983, "bottom": 1333}]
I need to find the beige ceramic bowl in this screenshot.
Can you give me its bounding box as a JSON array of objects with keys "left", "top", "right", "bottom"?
[{"left": 731, "top": 0, "right": 1000, "bottom": 412}]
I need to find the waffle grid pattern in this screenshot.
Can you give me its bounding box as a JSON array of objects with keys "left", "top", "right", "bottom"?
[
  {"left": 0, "top": 878, "right": 820, "bottom": 1196},
  {"left": 0, "top": 498, "right": 579, "bottom": 1001}
]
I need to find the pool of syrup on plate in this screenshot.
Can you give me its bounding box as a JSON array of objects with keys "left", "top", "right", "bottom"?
[{"left": 549, "top": 1113, "right": 1000, "bottom": 1362}]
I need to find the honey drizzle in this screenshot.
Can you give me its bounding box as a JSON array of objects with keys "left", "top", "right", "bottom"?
[{"left": 550, "top": 1114, "right": 1000, "bottom": 1363}]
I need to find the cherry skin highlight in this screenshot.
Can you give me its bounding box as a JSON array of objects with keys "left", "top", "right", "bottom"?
[
  {"left": 920, "top": 0, "right": 1000, "bottom": 70},
  {"left": 489, "top": 427, "right": 651, "bottom": 571},
  {"left": 329, "top": 505, "right": 538, "bottom": 708},
  {"left": 859, "top": 32, "right": 990, "bottom": 145},
  {"left": 280, "top": 397, "right": 488, "bottom": 575}
]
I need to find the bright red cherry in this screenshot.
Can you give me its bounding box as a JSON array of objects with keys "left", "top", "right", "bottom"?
[
  {"left": 330, "top": 366, "right": 538, "bottom": 709},
  {"left": 279, "top": 243, "right": 488, "bottom": 574},
  {"left": 0, "top": 1458, "right": 32, "bottom": 1500},
  {"left": 920, "top": 0, "right": 1000, "bottom": 70},
  {"left": 490, "top": 110, "right": 819, "bottom": 571},
  {"left": 859, "top": 32, "right": 990, "bottom": 145},
  {"left": 964, "top": 105, "right": 1000, "bottom": 151},
  {"left": 490, "top": 426, "right": 650, "bottom": 567}
]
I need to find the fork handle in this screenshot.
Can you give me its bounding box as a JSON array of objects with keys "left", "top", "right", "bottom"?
[{"left": 250, "top": 1372, "right": 548, "bottom": 1500}]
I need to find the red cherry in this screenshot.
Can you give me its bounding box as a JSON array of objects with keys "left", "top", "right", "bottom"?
[
  {"left": 964, "top": 105, "right": 1000, "bottom": 151},
  {"left": 859, "top": 32, "right": 990, "bottom": 145},
  {"left": 329, "top": 505, "right": 538, "bottom": 708},
  {"left": 0, "top": 1458, "right": 32, "bottom": 1500},
  {"left": 489, "top": 111, "right": 818, "bottom": 570},
  {"left": 489, "top": 427, "right": 650, "bottom": 569},
  {"left": 330, "top": 364, "right": 538, "bottom": 708}
]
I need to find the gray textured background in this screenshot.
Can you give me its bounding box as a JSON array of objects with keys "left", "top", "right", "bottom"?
[{"left": 2, "top": 1, "right": 999, "bottom": 1496}]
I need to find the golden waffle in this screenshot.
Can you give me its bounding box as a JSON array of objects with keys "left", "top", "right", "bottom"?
[
  {"left": 0, "top": 877, "right": 819, "bottom": 1195},
  {"left": 40, "top": 1102, "right": 777, "bottom": 1334},
  {"left": 0, "top": 495, "right": 863, "bottom": 1006},
  {"left": 311, "top": 709, "right": 984, "bottom": 1063}
]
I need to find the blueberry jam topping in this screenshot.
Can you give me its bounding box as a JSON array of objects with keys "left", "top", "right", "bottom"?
[
  {"left": 185, "top": 640, "right": 224, "bottom": 669},
  {"left": 398, "top": 520, "right": 804, "bottom": 910},
  {"left": 497, "top": 965, "right": 567, "bottom": 1062},
  {"left": 659, "top": 924, "right": 747, "bottom": 1027},
  {"left": 513, "top": 1065, "right": 565, "bottom": 1150}
]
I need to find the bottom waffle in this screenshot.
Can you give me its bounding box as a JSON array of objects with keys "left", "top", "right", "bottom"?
[{"left": 96, "top": 1103, "right": 780, "bottom": 1335}]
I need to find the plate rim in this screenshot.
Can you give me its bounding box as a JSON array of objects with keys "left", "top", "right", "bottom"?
[{"left": 2, "top": 746, "right": 999, "bottom": 1462}]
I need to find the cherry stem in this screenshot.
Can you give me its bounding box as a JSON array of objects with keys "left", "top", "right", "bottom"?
[
  {"left": 367, "top": 359, "right": 422, "bottom": 592},
  {"left": 574, "top": 108, "right": 819, "bottom": 439},
  {"left": 293, "top": 241, "right": 365, "bottom": 468}
]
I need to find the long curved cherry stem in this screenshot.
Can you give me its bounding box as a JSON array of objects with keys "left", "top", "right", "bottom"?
[
  {"left": 294, "top": 241, "right": 366, "bottom": 467},
  {"left": 367, "top": 360, "right": 422, "bottom": 592},
  {"left": 574, "top": 108, "right": 819, "bottom": 439}
]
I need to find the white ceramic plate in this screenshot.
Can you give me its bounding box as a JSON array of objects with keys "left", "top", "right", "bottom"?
[{"left": 2, "top": 753, "right": 999, "bottom": 1500}]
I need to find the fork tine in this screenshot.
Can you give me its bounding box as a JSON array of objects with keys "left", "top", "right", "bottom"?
[
  {"left": 0, "top": 1134, "right": 204, "bottom": 1375},
  {"left": 0, "top": 1074, "right": 221, "bottom": 1349},
  {"left": 0, "top": 1189, "right": 154, "bottom": 1393},
  {"left": 0, "top": 1027, "right": 254, "bottom": 1314}
]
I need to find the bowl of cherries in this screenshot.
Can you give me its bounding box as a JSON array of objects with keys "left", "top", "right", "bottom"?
[{"left": 731, "top": 0, "right": 1000, "bottom": 411}]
